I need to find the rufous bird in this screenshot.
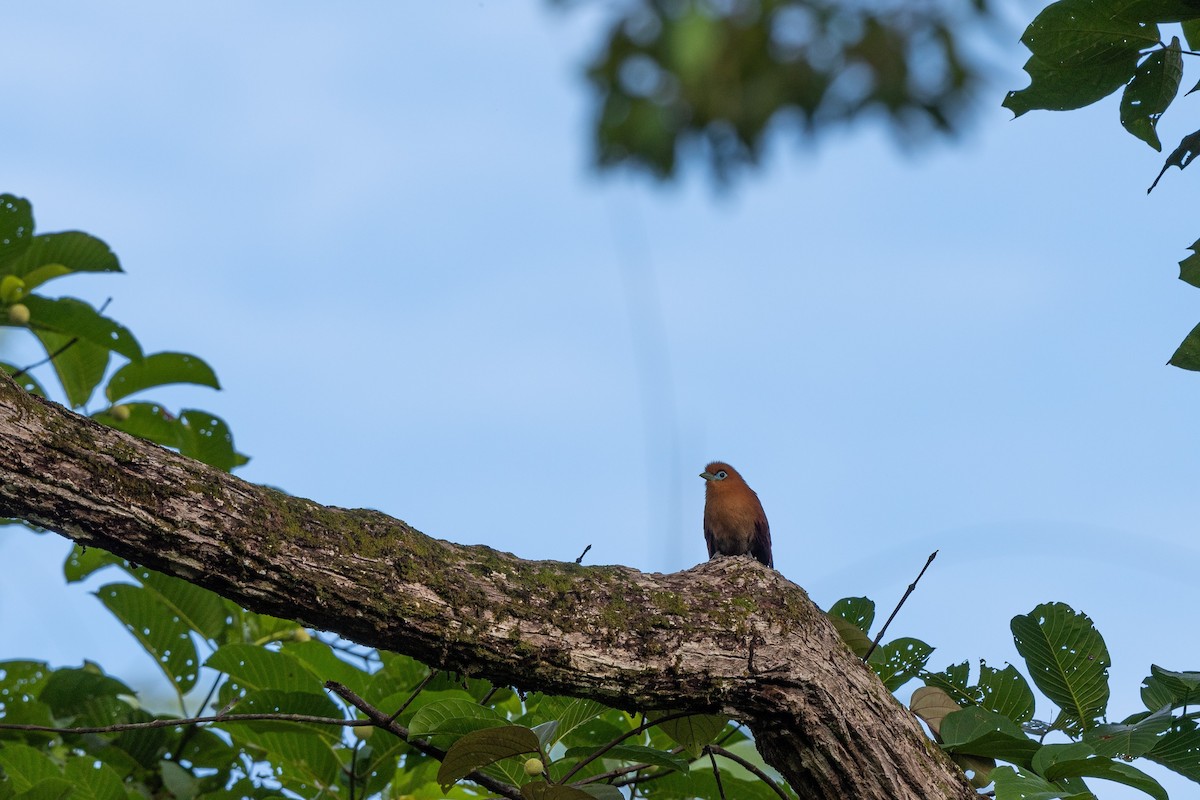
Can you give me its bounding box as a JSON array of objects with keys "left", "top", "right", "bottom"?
[{"left": 700, "top": 461, "right": 772, "bottom": 568}]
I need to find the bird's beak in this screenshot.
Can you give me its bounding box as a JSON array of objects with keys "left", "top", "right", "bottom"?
[{"left": 700, "top": 471, "right": 714, "bottom": 481}]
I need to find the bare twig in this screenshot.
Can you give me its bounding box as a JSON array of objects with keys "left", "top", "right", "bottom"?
[
  {"left": 326, "top": 681, "right": 522, "bottom": 800},
  {"left": 863, "top": 550, "right": 937, "bottom": 662},
  {"left": 575, "top": 544, "right": 592, "bottom": 564},
  {"left": 0, "top": 710, "right": 367, "bottom": 735},
  {"left": 386, "top": 669, "right": 438, "bottom": 724},
  {"left": 707, "top": 747, "right": 727, "bottom": 799},
  {"left": 706, "top": 744, "right": 791, "bottom": 800},
  {"left": 558, "top": 710, "right": 695, "bottom": 784}
]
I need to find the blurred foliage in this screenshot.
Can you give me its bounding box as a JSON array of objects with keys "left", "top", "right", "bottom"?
[{"left": 577, "top": 0, "right": 993, "bottom": 179}]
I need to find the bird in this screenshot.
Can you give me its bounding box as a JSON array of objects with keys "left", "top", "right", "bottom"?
[{"left": 699, "top": 461, "right": 772, "bottom": 568}]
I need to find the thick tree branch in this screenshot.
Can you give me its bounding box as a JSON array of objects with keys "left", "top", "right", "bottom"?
[{"left": 0, "top": 375, "right": 976, "bottom": 800}]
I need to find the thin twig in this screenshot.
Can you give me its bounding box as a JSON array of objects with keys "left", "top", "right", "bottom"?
[
  {"left": 575, "top": 544, "right": 592, "bottom": 564},
  {"left": 0, "top": 711, "right": 369, "bottom": 735},
  {"left": 706, "top": 747, "right": 727, "bottom": 799},
  {"left": 326, "top": 681, "right": 522, "bottom": 800},
  {"left": 576, "top": 744, "right": 686, "bottom": 785},
  {"left": 863, "top": 550, "right": 938, "bottom": 662},
  {"left": 386, "top": 669, "right": 438, "bottom": 724},
  {"left": 11, "top": 336, "right": 79, "bottom": 380},
  {"left": 706, "top": 745, "right": 791, "bottom": 800},
  {"left": 558, "top": 709, "right": 695, "bottom": 784}
]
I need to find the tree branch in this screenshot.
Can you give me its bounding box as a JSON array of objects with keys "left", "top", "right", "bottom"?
[{"left": 0, "top": 373, "right": 976, "bottom": 800}]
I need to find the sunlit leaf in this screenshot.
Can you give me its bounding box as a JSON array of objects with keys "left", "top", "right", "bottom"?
[
  {"left": 0, "top": 194, "right": 34, "bottom": 269},
  {"left": 205, "top": 643, "right": 326, "bottom": 695},
  {"left": 408, "top": 698, "right": 507, "bottom": 738},
  {"left": 97, "top": 582, "right": 199, "bottom": 696}
]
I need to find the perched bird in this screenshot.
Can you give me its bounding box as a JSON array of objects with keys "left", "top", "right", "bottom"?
[{"left": 700, "top": 461, "right": 772, "bottom": 568}]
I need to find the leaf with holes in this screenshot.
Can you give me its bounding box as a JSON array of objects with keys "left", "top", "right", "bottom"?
[
  {"left": 138, "top": 568, "right": 230, "bottom": 641},
  {"left": 1011, "top": 602, "right": 1110, "bottom": 735},
  {"left": 977, "top": 661, "right": 1036, "bottom": 724},
  {"left": 1146, "top": 718, "right": 1200, "bottom": 781},
  {"left": 437, "top": 725, "right": 541, "bottom": 788},
  {"left": 869, "top": 637, "right": 933, "bottom": 691},
  {"left": 205, "top": 643, "right": 326, "bottom": 695},
  {"left": 23, "top": 295, "right": 141, "bottom": 360},
  {"left": 1120, "top": 38, "right": 1183, "bottom": 150},
  {"left": 826, "top": 596, "right": 874, "bottom": 633},
  {"left": 178, "top": 409, "right": 248, "bottom": 471},
  {"left": 1085, "top": 705, "right": 1173, "bottom": 758},
  {"left": 105, "top": 351, "right": 220, "bottom": 402},
  {"left": 97, "top": 582, "right": 199, "bottom": 697},
  {"left": 33, "top": 329, "right": 109, "bottom": 409}
]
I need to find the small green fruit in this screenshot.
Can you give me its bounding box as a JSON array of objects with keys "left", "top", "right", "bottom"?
[
  {"left": 7, "top": 303, "right": 29, "bottom": 325},
  {"left": 110, "top": 405, "right": 132, "bottom": 422},
  {"left": 353, "top": 725, "right": 374, "bottom": 741},
  {"left": 292, "top": 628, "right": 311, "bottom": 642},
  {"left": 523, "top": 758, "right": 544, "bottom": 776}
]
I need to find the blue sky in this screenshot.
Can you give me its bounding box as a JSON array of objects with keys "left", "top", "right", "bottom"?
[{"left": 2, "top": 3, "right": 1198, "bottom": 797}]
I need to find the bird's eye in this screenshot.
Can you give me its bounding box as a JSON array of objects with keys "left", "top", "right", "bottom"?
[{"left": 716, "top": 470, "right": 728, "bottom": 480}]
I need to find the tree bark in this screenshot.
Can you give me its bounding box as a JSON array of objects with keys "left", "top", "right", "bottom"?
[{"left": 0, "top": 374, "right": 976, "bottom": 800}]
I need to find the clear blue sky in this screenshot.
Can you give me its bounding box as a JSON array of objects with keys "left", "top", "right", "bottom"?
[{"left": 1, "top": 3, "right": 1197, "bottom": 798}]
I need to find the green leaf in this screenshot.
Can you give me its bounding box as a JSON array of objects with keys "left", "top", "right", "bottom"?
[
  {"left": 1043, "top": 757, "right": 1167, "bottom": 800},
  {"left": 37, "top": 667, "right": 135, "bottom": 718},
  {"left": 1032, "top": 741, "right": 1094, "bottom": 774},
  {"left": 138, "top": 568, "right": 230, "bottom": 641},
  {"left": 437, "top": 725, "right": 541, "bottom": 788},
  {"left": 1003, "top": 0, "right": 1153, "bottom": 117},
  {"left": 868, "top": 637, "right": 933, "bottom": 691},
  {"left": 563, "top": 743, "right": 689, "bottom": 773},
  {"left": 940, "top": 707, "right": 1040, "bottom": 766},
  {"left": 105, "top": 351, "right": 220, "bottom": 403},
  {"left": 826, "top": 596, "right": 875, "bottom": 633},
  {"left": 1169, "top": 321, "right": 1200, "bottom": 370},
  {"left": 1178, "top": 239, "right": 1200, "bottom": 288},
  {"left": 408, "top": 698, "right": 508, "bottom": 738},
  {"left": 990, "top": 765, "right": 1093, "bottom": 800},
  {"left": 218, "top": 689, "right": 341, "bottom": 740},
  {"left": 1185, "top": 18, "right": 1200, "bottom": 48},
  {"left": 94, "top": 401, "right": 182, "bottom": 450},
  {"left": 281, "top": 639, "right": 371, "bottom": 693},
  {"left": 0, "top": 362, "right": 46, "bottom": 398},
  {"left": 33, "top": 329, "right": 109, "bottom": 409},
  {"left": 96, "top": 582, "right": 200, "bottom": 695},
  {"left": 0, "top": 194, "right": 34, "bottom": 269},
  {"left": 63, "top": 757, "right": 129, "bottom": 800},
  {"left": 978, "top": 661, "right": 1036, "bottom": 724},
  {"left": 0, "top": 744, "right": 61, "bottom": 790},
  {"left": 654, "top": 713, "right": 728, "bottom": 758},
  {"left": 5, "top": 231, "right": 120, "bottom": 281},
  {"left": 178, "top": 409, "right": 248, "bottom": 471},
  {"left": 1119, "top": 38, "right": 1183, "bottom": 150},
  {"left": 1084, "top": 705, "right": 1173, "bottom": 757},
  {"left": 23, "top": 296, "right": 141, "bottom": 360},
  {"left": 1146, "top": 718, "right": 1200, "bottom": 781},
  {"left": 923, "top": 661, "right": 973, "bottom": 705},
  {"left": 533, "top": 696, "right": 610, "bottom": 746},
  {"left": 1010, "top": 602, "right": 1110, "bottom": 735},
  {"left": 63, "top": 544, "right": 124, "bottom": 582},
  {"left": 205, "top": 643, "right": 326, "bottom": 694}
]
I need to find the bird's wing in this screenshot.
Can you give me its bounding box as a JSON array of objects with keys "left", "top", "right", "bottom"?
[
  {"left": 752, "top": 517, "right": 773, "bottom": 568},
  {"left": 704, "top": 525, "right": 716, "bottom": 559}
]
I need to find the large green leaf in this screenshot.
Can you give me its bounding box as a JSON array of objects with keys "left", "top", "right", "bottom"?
[
  {"left": 990, "top": 765, "right": 1092, "bottom": 800},
  {"left": 521, "top": 784, "right": 596, "bottom": 800},
  {"left": 923, "top": 661, "right": 973, "bottom": 705},
  {"left": 940, "top": 707, "right": 1040, "bottom": 766},
  {"left": 62, "top": 756, "right": 129, "bottom": 800},
  {"left": 280, "top": 639, "right": 371, "bottom": 694},
  {"left": 138, "top": 568, "right": 230, "bottom": 641},
  {"left": 205, "top": 643, "right": 326, "bottom": 695},
  {"left": 1084, "top": 705, "right": 1173, "bottom": 757},
  {"left": 23, "top": 295, "right": 141, "bottom": 361},
  {"left": 4, "top": 231, "right": 120, "bottom": 281},
  {"left": 33, "top": 329, "right": 109, "bottom": 409},
  {"left": 533, "top": 696, "right": 610, "bottom": 746},
  {"left": 562, "top": 744, "right": 688, "bottom": 773},
  {"left": 105, "top": 351, "right": 220, "bottom": 403},
  {"left": 826, "top": 596, "right": 874, "bottom": 633},
  {"left": 437, "top": 725, "right": 541, "bottom": 788},
  {"left": 1011, "top": 602, "right": 1110, "bottom": 735},
  {"left": 0, "top": 743, "right": 62, "bottom": 791},
  {"left": 1119, "top": 38, "right": 1183, "bottom": 150},
  {"left": 1004, "top": 0, "right": 1153, "bottom": 116},
  {"left": 408, "top": 698, "right": 508, "bottom": 738},
  {"left": 1169, "top": 321, "right": 1200, "bottom": 370},
  {"left": 97, "top": 582, "right": 199, "bottom": 696},
  {"left": 63, "top": 544, "right": 124, "bottom": 582},
  {"left": 37, "top": 667, "right": 135, "bottom": 718},
  {"left": 654, "top": 713, "right": 728, "bottom": 758},
  {"left": 1178, "top": 239, "right": 1200, "bottom": 288},
  {"left": 94, "top": 401, "right": 183, "bottom": 450},
  {"left": 977, "top": 662, "right": 1036, "bottom": 724},
  {"left": 1146, "top": 718, "right": 1200, "bottom": 781},
  {"left": 1043, "top": 756, "right": 1167, "bottom": 800}
]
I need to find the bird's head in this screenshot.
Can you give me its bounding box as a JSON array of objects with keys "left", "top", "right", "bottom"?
[{"left": 700, "top": 461, "right": 741, "bottom": 489}]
